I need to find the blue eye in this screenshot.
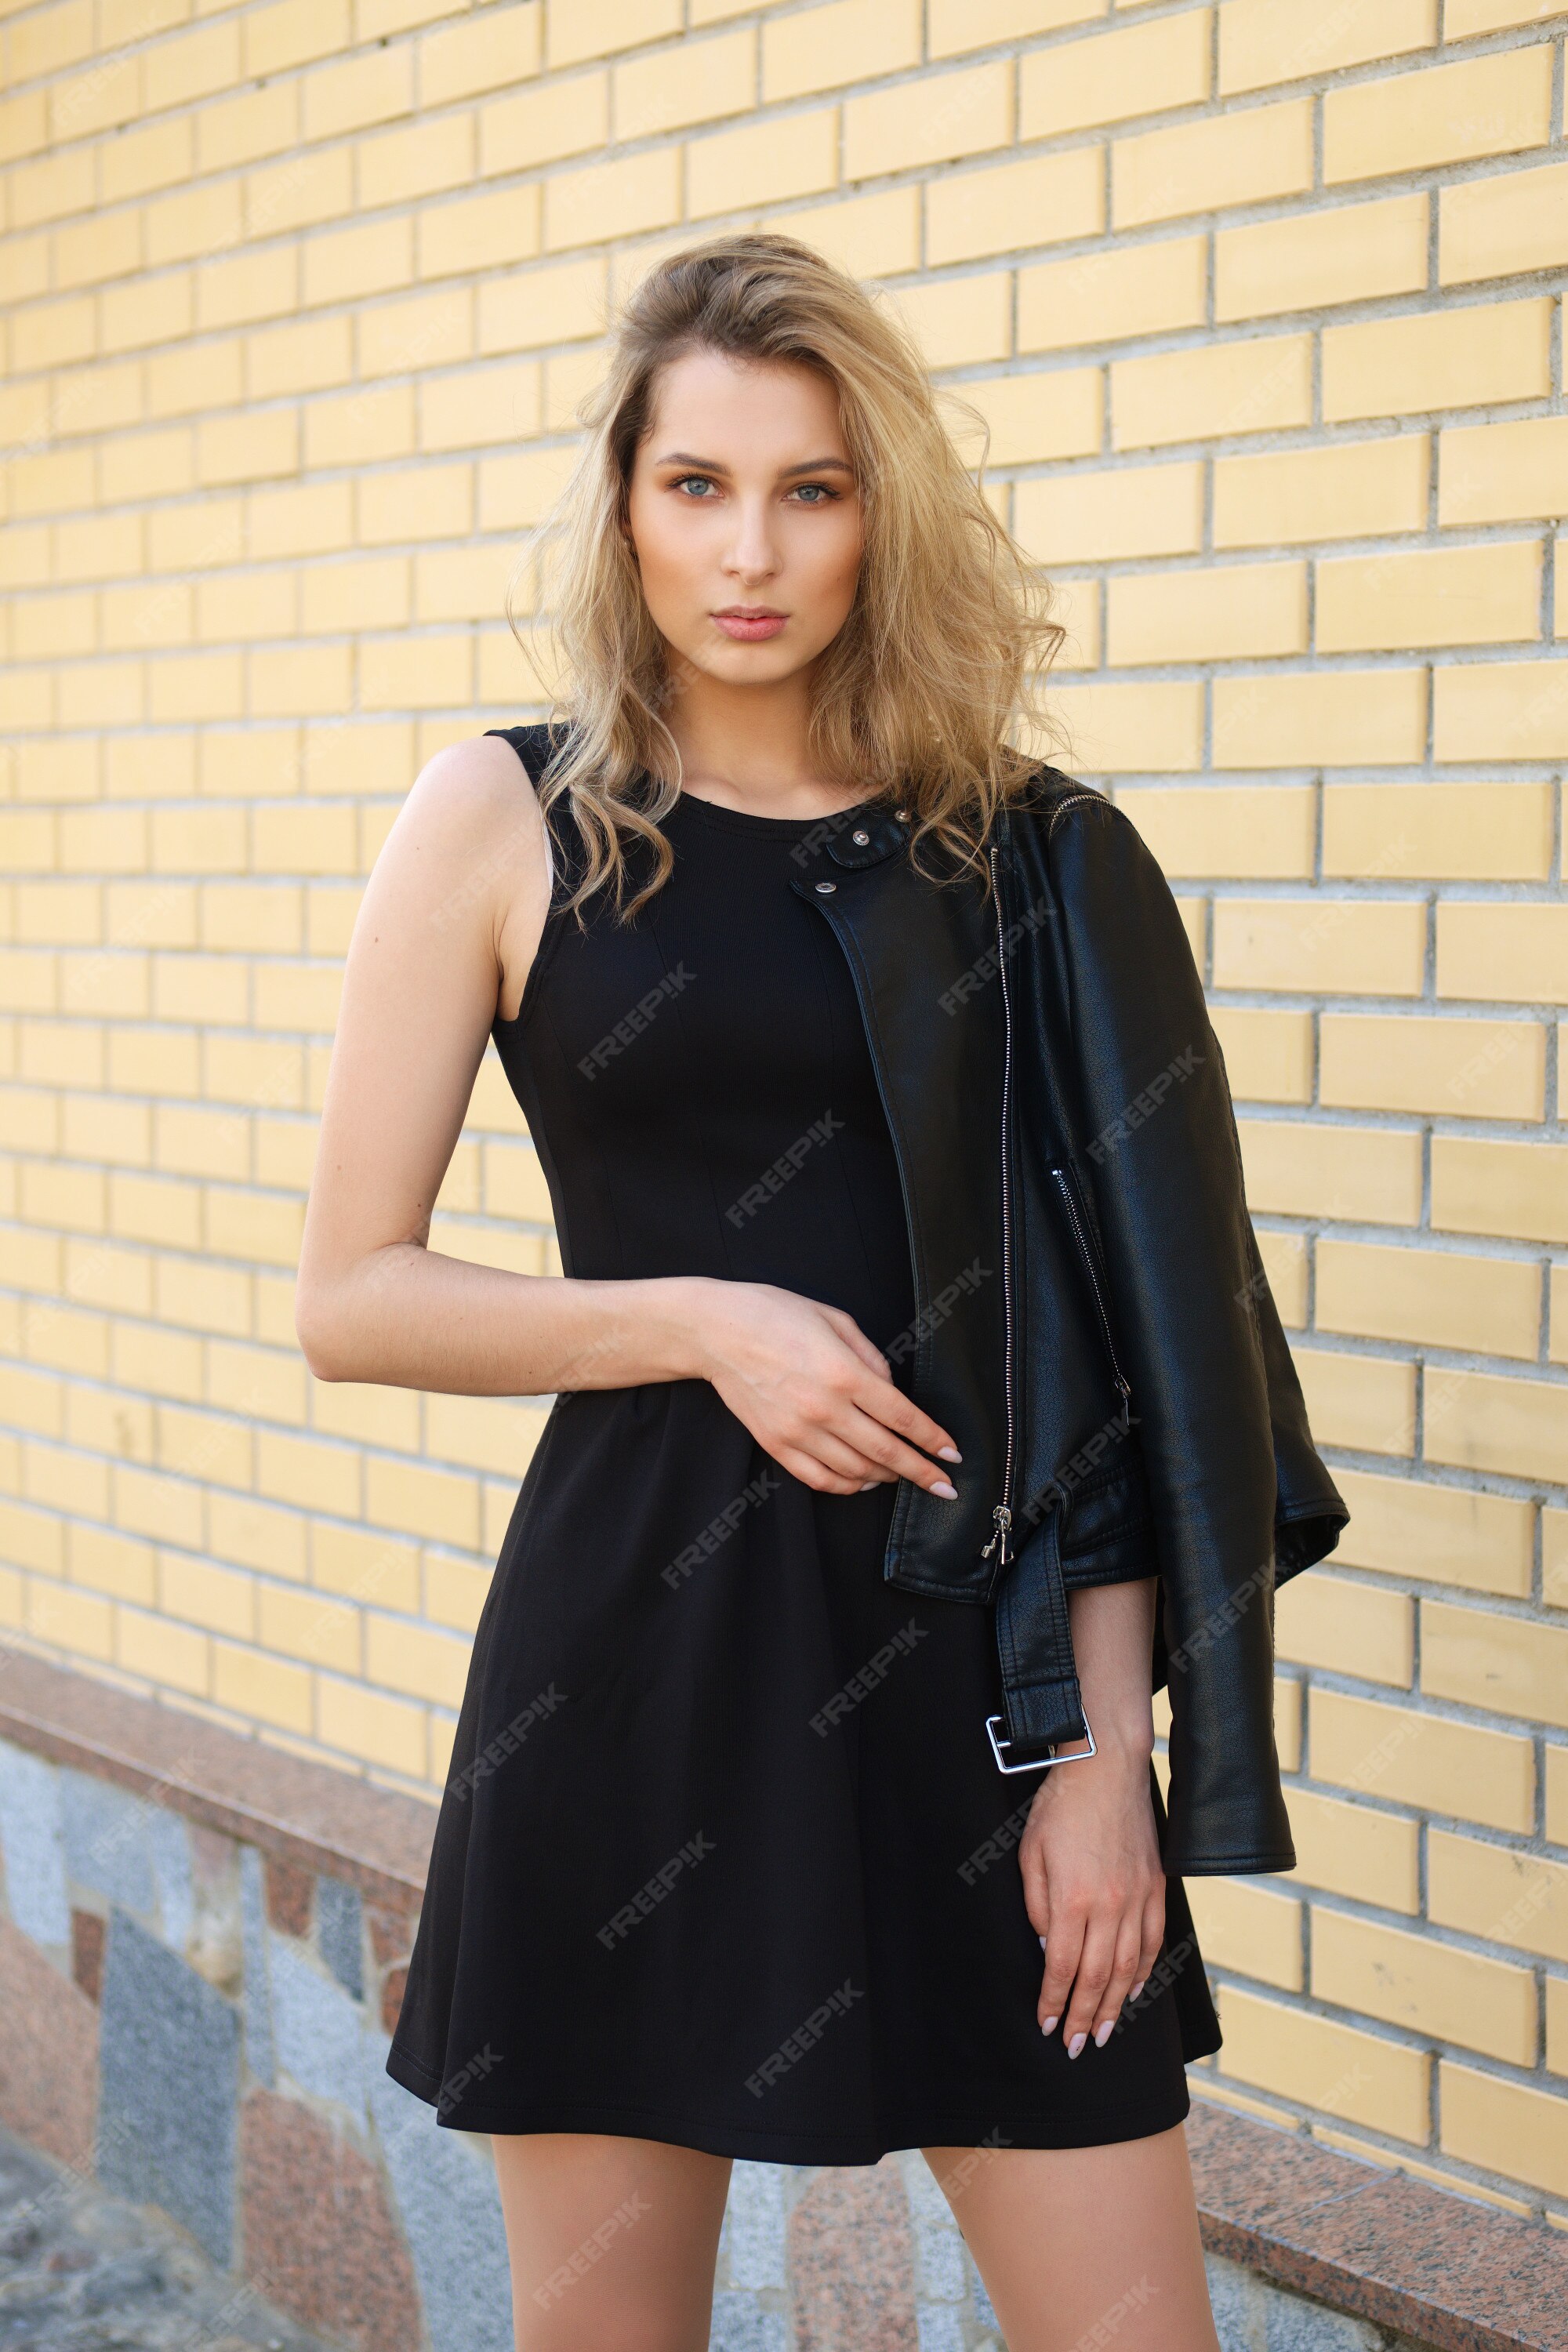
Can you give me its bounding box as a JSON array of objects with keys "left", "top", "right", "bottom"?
[{"left": 666, "top": 474, "right": 842, "bottom": 502}]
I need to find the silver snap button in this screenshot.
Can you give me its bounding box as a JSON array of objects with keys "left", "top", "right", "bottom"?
[
  {"left": 851, "top": 828, "right": 869, "bottom": 846},
  {"left": 895, "top": 806, "right": 909, "bottom": 820},
  {"left": 815, "top": 880, "right": 837, "bottom": 894}
]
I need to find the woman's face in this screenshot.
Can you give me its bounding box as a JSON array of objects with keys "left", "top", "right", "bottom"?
[{"left": 623, "top": 347, "right": 865, "bottom": 692}]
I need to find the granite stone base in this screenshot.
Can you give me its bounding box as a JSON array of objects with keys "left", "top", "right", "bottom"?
[
  {"left": 0, "top": 1646, "right": 1563, "bottom": 2352},
  {"left": 0, "top": 1722, "right": 1410, "bottom": 2352}
]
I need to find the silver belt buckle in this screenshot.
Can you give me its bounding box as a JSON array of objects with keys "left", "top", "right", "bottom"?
[{"left": 985, "top": 1710, "right": 1097, "bottom": 1773}]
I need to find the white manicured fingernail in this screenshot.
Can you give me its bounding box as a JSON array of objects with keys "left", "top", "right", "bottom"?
[
  {"left": 1068, "top": 2031, "right": 1087, "bottom": 2059},
  {"left": 858, "top": 1480, "right": 878, "bottom": 1491},
  {"left": 1040, "top": 2015, "right": 1057, "bottom": 2035},
  {"left": 1038, "top": 1934, "right": 1047, "bottom": 1949},
  {"left": 938, "top": 1446, "right": 962, "bottom": 1463},
  {"left": 932, "top": 1479, "right": 958, "bottom": 1499},
  {"left": 1094, "top": 2019, "right": 1114, "bottom": 2047},
  {"left": 1131, "top": 1980, "right": 1145, "bottom": 2000}
]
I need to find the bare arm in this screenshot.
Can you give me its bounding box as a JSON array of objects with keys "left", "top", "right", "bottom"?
[
  {"left": 1016, "top": 1575, "right": 1166, "bottom": 2053},
  {"left": 293, "top": 733, "right": 690, "bottom": 1396},
  {"left": 293, "top": 735, "right": 963, "bottom": 1497}
]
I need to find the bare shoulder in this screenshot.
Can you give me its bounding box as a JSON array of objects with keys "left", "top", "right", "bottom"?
[
  {"left": 392, "top": 729, "right": 551, "bottom": 882},
  {"left": 347, "top": 729, "right": 555, "bottom": 1029},
  {"left": 374, "top": 732, "right": 551, "bottom": 937}
]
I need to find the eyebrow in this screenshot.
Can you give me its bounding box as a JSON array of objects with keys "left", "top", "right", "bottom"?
[{"left": 653, "top": 451, "right": 856, "bottom": 478}]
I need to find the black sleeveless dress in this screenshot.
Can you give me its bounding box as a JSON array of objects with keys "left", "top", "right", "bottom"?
[{"left": 384, "top": 727, "right": 1220, "bottom": 2161}]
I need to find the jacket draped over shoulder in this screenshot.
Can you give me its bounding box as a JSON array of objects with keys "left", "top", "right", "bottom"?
[
  {"left": 791, "top": 768, "right": 1346, "bottom": 1878},
  {"left": 1011, "top": 782, "right": 1346, "bottom": 1871}
]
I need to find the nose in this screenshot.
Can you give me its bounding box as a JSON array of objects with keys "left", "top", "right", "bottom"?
[{"left": 722, "top": 492, "right": 780, "bottom": 586}]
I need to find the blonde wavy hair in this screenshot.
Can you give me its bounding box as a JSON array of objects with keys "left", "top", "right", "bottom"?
[{"left": 506, "top": 230, "right": 1069, "bottom": 924}]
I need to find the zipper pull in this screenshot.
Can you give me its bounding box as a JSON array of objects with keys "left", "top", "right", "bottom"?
[{"left": 981, "top": 1503, "right": 1012, "bottom": 1563}]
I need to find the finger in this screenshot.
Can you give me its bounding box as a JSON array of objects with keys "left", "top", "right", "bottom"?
[
  {"left": 1129, "top": 1886, "right": 1167, "bottom": 2005},
  {"left": 1058, "top": 1912, "right": 1121, "bottom": 2056},
  {"left": 800, "top": 1428, "right": 904, "bottom": 1489},
  {"left": 1086, "top": 1913, "right": 1146, "bottom": 2048},
  {"left": 1018, "top": 1838, "right": 1050, "bottom": 1945},
  {"left": 833, "top": 1402, "right": 962, "bottom": 1497},
  {"left": 1036, "top": 1907, "right": 1087, "bottom": 2038},
  {"left": 800, "top": 1304, "right": 962, "bottom": 1463},
  {"left": 848, "top": 1378, "right": 962, "bottom": 1466},
  {"left": 780, "top": 1449, "right": 879, "bottom": 1486},
  {"left": 815, "top": 1305, "right": 893, "bottom": 1378},
  {"left": 771, "top": 1443, "right": 879, "bottom": 1496}
]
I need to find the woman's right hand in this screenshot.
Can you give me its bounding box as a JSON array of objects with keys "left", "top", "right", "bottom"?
[{"left": 688, "top": 1278, "right": 963, "bottom": 1497}]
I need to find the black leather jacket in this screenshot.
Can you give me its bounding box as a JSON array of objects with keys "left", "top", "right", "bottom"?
[{"left": 782, "top": 766, "right": 1348, "bottom": 1878}]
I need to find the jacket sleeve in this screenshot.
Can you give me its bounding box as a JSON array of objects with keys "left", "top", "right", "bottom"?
[{"left": 1047, "top": 792, "right": 1318, "bottom": 1875}]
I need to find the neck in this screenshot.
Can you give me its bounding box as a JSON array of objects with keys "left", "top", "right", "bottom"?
[{"left": 659, "top": 664, "right": 851, "bottom": 815}]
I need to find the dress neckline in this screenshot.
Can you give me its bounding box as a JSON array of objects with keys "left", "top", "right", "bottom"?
[{"left": 668, "top": 790, "right": 874, "bottom": 837}]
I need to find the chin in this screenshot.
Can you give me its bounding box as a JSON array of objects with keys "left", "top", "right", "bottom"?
[{"left": 694, "top": 640, "right": 805, "bottom": 682}]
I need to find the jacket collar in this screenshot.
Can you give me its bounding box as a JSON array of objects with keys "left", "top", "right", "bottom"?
[{"left": 820, "top": 802, "right": 911, "bottom": 870}]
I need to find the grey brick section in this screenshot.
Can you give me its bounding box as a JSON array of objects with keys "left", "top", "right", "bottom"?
[
  {"left": 914, "top": 2311, "right": 967, "bottom": 2352},
  {"left": 96, "top": 1907, "right": 240, "bottom": 2267},
  {"left": 709, "top": 2296, "right": 791, "bottom": 2351},
  {"left": 719, "top": 2160, "right": 789, "bottom": 2289},
  {"left": 0, "top": 1737, "right": 70, "bottom": 1947},
  {"left": 148, "top": 1809, "right": 193, "bottom": 1956},
  {"left": 363, "top": 2025, "right": 514, "bottom": 2352},
  {"left": 60, "top": 1770, "right": 154, "bottom": 1915},
  {"left": 314, "top": 1875, "right": 363, "bottom": 1999},
  {"left": 268, "top": 1933, "right": 365, "bottom": 2118},
  {"left": 238, "top": 1845, "right": 274, "bottom": 2089},
  {"left": 969, "top": 2253, "right": 999, "bottom": 2332}
]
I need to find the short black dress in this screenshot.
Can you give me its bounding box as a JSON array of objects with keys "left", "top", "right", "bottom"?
[{"left": 385, "top": 728, "right": 1221, "bottom": 2161}]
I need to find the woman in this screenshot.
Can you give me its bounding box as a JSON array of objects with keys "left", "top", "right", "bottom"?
[{"left": 295, "top": 232, "right": 1328, "bottom": 2352}]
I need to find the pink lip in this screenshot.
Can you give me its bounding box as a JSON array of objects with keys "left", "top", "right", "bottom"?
[{"left": 713, "top": 610, "right": 787, "bottom": 641}]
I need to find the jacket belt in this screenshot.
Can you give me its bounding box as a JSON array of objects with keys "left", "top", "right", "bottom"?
[{"left": 993, "top": 1506, "right": 1089, "bottom": 1759}]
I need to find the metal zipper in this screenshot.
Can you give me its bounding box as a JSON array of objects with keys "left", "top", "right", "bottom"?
[
  {"left": 980, "top": 841, "right": 1017, "bottom": 1569},
  {"left": 1052, "top": 1163, "right": 1133, "bottom": 1417},
  {"left": 802, "top": 853, "right": 1017, "bottom": 1578},
  {"left": 1046, "top": 791, "right": 1105, "bottom": 837}
]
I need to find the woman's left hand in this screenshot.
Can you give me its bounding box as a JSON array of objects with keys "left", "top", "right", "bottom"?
[{"left": 1016, "top": 1721, "right": 1167, "bottom": 2057}]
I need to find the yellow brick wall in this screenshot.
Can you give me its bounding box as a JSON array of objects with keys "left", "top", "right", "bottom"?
[{"left": 2, "top": 0, "right": 1565, "bottom": 2218}]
